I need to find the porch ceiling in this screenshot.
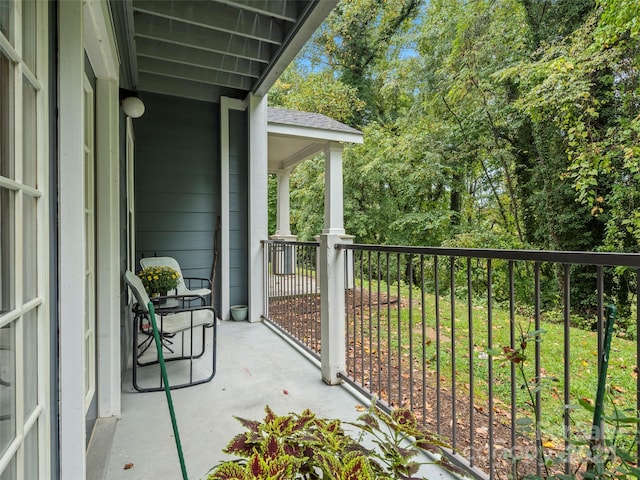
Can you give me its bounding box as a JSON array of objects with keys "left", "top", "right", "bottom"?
[{"left": 110, "top": 0, "right": 338, "bottom": 102}]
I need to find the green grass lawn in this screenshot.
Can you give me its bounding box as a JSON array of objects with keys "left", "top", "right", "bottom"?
[{"left": 349, "top": 279, "right": 638, "bottom": 447}]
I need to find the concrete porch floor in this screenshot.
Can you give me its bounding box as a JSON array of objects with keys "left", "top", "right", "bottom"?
[{"left": 99, "top": 320, "right": 460, "bottom": 480}]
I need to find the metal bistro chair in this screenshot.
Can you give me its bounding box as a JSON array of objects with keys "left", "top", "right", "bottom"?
[
  {"left": 123, "top": 271, "right": 217, "bottom": 392},
  {"left": 140, "top": 256, "right": 212, "bottom": 305}
]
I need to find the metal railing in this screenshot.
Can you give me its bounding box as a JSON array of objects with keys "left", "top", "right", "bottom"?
[
  {"left": 339, "top": 244, "right": 639, "bottom": 479},
  {"left": 263, "top": 239, "right": 640, "bottom": 479},
  {"left": 263, "top": 240, "right": 321, "bottom": 359}
]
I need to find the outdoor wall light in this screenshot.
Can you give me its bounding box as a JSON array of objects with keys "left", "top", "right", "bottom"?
[{"left": 122, "top": 96, "right": 145, "bottom": 118}]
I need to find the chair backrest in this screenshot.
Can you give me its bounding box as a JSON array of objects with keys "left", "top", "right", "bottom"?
[
  {"left": 124, "top": 270, "right": 151, "bottom": 312},
  {"left": 139, "top": 256, "right": 188, "bottom": 295}
]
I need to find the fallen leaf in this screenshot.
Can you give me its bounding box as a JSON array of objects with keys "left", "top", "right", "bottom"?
[
  {"left": 542, "top": 440, "right": 555, "bottom": 448},
  {"left": 124, "top": 463, "right": 134, "bottom": 470},
  {"left": 355, "top": 404, "right": 367, "bottom": 412}
]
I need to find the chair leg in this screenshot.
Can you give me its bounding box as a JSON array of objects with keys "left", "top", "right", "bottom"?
[{"left": 132, "top": 315, "right": 217, "bottom": 392}]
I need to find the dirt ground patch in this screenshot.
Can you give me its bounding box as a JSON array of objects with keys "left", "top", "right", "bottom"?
[{"left": 267, "top": 288, "right": 544, "bottom": 479}]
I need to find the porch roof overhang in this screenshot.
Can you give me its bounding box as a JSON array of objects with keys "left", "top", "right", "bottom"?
[
  {"left": 110, "top": 0, "right": 339, "bottom": 102},
  {"left": 267, "top": 107, "right": 364, "bottom": 172}
]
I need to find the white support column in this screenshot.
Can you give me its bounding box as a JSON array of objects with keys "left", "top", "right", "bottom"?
[
  {"left": 271, "top": 168, "right": 297, "bottom": 275},
  {"left": 320, "top": 234, "right": 346, "bottom": 384},
  {"left": 58, "top": 1, "right": 86, "bottom": 477},
  {"left": 323, "top": 142, "right": 345, "bottom": 235},
  {"left": 248, "top": 94, "right": 268, "bottom": 322},
  {"left": 95, "top": 77, "right": 120, "bottom": 417},
  {"left": 275, "top": 168, "right": 293, "bottom": 236}
]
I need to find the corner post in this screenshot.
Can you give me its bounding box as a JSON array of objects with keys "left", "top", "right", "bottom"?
[
  {"left": 320, "top": 234, "right": 345, "bottom": 385},
  {"left": 248, "top": 93, "right": 268, "bottom": 322}
]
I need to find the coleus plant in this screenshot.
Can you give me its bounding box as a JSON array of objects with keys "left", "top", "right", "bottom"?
[{"left": 206, "top": 404, "right": 468, "bottom": 480}]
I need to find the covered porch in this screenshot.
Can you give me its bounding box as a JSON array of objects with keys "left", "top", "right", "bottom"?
[{"left": 98, "top": 320, "right": 459, "bottom": 480}]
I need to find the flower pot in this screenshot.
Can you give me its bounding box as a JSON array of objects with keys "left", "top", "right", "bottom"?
[
  {"left": 230, "top": 305, "right": 248, "bottom": 321},
  {"left": 151, "top": 291, "right": 167, "bottom": 305}
]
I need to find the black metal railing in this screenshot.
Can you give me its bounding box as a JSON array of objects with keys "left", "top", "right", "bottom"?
[
  {"left": 263, "top": 240, "right": 321, "bottom": 359},
  {"left": 261, "top": 239, "right": 640, "bottom": 479},
  {"left": 338, "top": 244, "right": 639, "bottom": 479}
]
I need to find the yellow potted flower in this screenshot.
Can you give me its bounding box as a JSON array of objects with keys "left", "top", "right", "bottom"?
[{"left": 137, "top": 266, "right": 180, "bottom": 297}]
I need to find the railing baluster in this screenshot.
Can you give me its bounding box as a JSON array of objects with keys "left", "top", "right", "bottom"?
[
  {"left": 487, "top": 258, "right": 494, "bottom": 480},
  {"left": 387, "top": 251, "right": 392, "bottom": 407},
  {"left": 509, "top": 260, "right": 517, "bottom": 480},
  {"left": 467, "top": 257, "right": 474, "bottom": 468},
  {"left": 409, "top": 254, "right": 414, "bottom": 411},
  {"left": 368, "top": 250, "right": 373, "bottom": 392},
  {"left": 534, "top": 261, "right": 542, "bottom": 478},
  {"left": 563, "top": 263, "right": 571, "bottom": 475},
  {"left": 359, "top": 252, "right": 365, "bottom": 386},
  {"left": 435, "top": 255, "right": 441, "bottom": 436},
  {"left": 450, "top": 256, "right": 457, "bottom": 449},
  {"left": 377, "top": 252, "right": 382, "bottom": 398},
  {"left": 421, "top": 254, "right": 426, "bottom": 425},
  {"left": 397, "top": 253, "right": 402, "bottom": 407},
  {"left": 344, "top": 248, "right": 350, "bottom": 366}
]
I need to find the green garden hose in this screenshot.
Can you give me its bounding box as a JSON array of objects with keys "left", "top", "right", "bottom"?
[
  {"left": 589, "top": 304, "right": 617, "bottom": 475},
  {"left": 148, "top": 302, "right": 189, "bottom": 480}
]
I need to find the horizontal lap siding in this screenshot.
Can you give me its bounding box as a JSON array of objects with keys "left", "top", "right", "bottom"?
[
  {"left": 134, "top": 92, "right": 220, "bottom": 283},
  {"left": 229, "top": 109, "right": 248, "bottom": 307}
]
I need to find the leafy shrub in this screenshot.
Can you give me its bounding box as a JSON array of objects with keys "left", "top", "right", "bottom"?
[{"left": 206, "top": 404, "right": 468, "bottom": 480}]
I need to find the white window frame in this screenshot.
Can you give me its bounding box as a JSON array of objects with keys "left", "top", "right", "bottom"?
[{"left": 0, "top": 1, "right": 51, "bottom": 478}]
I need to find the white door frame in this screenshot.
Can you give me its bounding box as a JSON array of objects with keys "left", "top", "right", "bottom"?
[{"left": 58, "top": 1, "right": 119, "bottom": 476}]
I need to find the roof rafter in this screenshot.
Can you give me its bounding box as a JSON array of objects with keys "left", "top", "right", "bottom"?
[
  {"left": 134, "top": 12, "right": 273, "bottom": 63},
  {"left": 136, "top": 38, "right": 261, "bottom": 78},
  {"left": 133, "top": 0, "right": 285, "bottom": 45}
]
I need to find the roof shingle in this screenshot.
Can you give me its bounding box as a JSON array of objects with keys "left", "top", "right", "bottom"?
[{"left": 268, "top": 107, "right": 362, "bottom": 135}]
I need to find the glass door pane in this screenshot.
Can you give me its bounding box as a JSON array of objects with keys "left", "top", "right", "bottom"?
[
  {"left": 0, "top": 2, "right": 11, "bottom": 42},
  {"left": 23, "top": 309, "right": 38, "bottom": 420},
  {"left": 0, "top": 52, "right": 13, "bottom": 180},
  {"left": 0, "top": 322, "right": 16, "bottom": 457},
  {"left": 0, "top": 188, "right": 14, "bottom": 314},
  {"left": 0, "top": 456, "right": 16, "bottom": 480},
  {"left": 23, "top": 194, "right": 37, "bottom": 303},
  {"left": 22, "top": 78, "right": 37, "bottom": 188},
  {"left": 21, "top": 1, "right": 36, "bottom": 74},
  {"left": 23, "top": 424, "right": 38, "bottom": 479}
]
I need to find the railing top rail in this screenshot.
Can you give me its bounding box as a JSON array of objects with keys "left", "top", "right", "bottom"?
[
  {"left": 337, "top": 243, "right": 640, "bottom": 268},
  {"left": 262, "top": 239, "right": 320, "bottom": 247}
]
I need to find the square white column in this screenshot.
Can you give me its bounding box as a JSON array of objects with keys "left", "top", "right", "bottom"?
[{"left": 323, "top": 142, "right": 345, "bottom": 235}]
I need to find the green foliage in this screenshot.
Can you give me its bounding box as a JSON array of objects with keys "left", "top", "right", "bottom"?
[
  {"left": 500, "top": 2, "right": 640, "bottom": 251},
  {"left": 489, "top": 327, "right": 640, "bottom": 479},
  {"left": 267, "top": 0, "right": 638, "bottom": 323},
  {"left": 288, "top": 158, "right": 325, "bottom": 241},
  {"left": 269, "top": 69, "right": 364, "bottom": 127},
  {"left": 206, "top": 405, "right": 467, "bottom": 480},
  {"left": 316, "top": 0, "right": 423, "bottom": 126}
]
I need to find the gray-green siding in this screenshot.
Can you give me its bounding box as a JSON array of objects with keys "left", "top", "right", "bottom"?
[
  {"left": 229, "top": 109, "right": 248, "bottom": 307},
  {"left": 133, "top": 92, "right": 249, "bottom": 311}
]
